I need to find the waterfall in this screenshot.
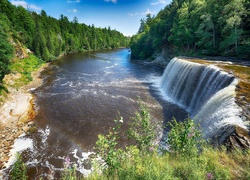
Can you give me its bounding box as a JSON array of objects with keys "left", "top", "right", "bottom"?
[{"left": 160, "top": 58, "right": 246, "bottom": 141}]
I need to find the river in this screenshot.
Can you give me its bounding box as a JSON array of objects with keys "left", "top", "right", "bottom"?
[{"left": 8, "top": 49, "right": 188, "bottom": 178}]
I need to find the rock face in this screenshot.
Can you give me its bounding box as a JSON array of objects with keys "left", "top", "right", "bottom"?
[
  {"left": 11, "top": 38, "right": 29, "bottom": 59},
  {"left": 223, "top": 126, "right": 250, "bottom": 150}
]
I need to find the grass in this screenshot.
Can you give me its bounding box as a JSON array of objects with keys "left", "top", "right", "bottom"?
[
  {"left": 88, "top": 145, "right": 250, "bottom": 180},
  {"left": 8, "top": 54, "right": 44, "bottom": 88}
]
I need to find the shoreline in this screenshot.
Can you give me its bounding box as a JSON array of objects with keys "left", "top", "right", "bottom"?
[{"left": 0, "top": 64, "right": 48, "bottom": 169}]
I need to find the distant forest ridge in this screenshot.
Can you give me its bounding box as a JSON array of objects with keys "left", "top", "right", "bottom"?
[
  {"left": 130, "top": 0, "right": 250, "bottom": 60},
  {"left": 0, "top": 0, "right": 128, "bottom": 83}
]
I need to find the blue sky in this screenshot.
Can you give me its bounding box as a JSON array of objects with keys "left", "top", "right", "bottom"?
[{"left": 10, "top": 0, "right": 171, "bottom": 36}]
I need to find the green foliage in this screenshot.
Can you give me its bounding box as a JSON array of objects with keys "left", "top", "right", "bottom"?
[
  {"left": 9, "top": 54, "right": 44, "bottom": 87},
  {"left": 10, "top": 153, "right": 27, "bottom": 180},
  {"left": 62, "top": 165, "right": 78, "bottom": 180},
  {"left": 219, "top": 0, "right": 246, "bottom": 55},
  {"left": 127, "top": 99, "right": 156, "bottom": 151},
  {"left": 0, "top": 17, "right": 13, "bottom": 83},
  {"left": 130, "top": 0, "right": 250, "bottom": 59},
  {"left": 167, "top": 117, "right": 204, "bottom": 158}
]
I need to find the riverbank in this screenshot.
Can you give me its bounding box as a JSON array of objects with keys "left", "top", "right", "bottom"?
[{"left": 0, "top": 64, "right": 47, "bottom": 169}]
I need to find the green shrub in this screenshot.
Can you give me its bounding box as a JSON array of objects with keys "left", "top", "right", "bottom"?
[
  {"left": 62, "top": 165, "right": 78, "bottom": 180},
  {"left": 167, "top": 117, "right": 204, "bottom": 158},
  {"left": 127, "top": 99, "right": 156, "bottom": 151},
  {"left": 95, "top": 116, "right": 125, "bottom": 175}
]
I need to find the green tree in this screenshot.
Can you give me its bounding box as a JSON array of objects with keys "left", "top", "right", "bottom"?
[
  {"left": 196, "top": 13, "right": 216, "bottom": 54},
  {"left": 0, "top": 20, "right": 13, "bottom": 83},
  {"left": 220, "top": 0, "right": 246, "bottom": 55},
  {"left": 138, "top": 19, "right": 146, "bottom": 34},
  {"left": 14, "top": 6, "right": 35, "bottom": 46}
]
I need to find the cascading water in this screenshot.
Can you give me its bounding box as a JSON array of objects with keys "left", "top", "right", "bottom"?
[{"left": 160, "top": 58, "right": 246, "bottom": 142}]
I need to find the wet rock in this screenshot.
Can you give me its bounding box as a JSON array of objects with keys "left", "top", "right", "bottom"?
[{"left": 223, "top": 125, "right": 250, "bottom": 150}]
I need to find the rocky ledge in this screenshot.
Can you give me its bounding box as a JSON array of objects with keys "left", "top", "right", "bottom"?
[
  {"left": 0, "top": 65, "right": 46, "bottom": 170},
  {"left": 224, "top": 126, "right": 250, "bottom": 150}
]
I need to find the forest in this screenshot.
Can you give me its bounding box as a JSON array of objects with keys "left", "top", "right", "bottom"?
[
  {"left": 0, "top": 0, "right": 128, "bottom": 84},
  {"left": 130, "top": 0, "right": 250, "bottom": 60}
]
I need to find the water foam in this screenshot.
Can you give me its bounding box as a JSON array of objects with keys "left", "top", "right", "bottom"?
[{"left": 4, "top": 134, "right": 33, "bottom": 168}]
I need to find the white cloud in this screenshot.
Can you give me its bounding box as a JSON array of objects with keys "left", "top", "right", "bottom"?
[
  {"left": 10, "top": 0, "right": 41, "bottom": 11},
  {"left": 142, "top": 8, "right": 155, "bottom": 15},
  {"left": 67, "top": 9, "right": 78, "bottom": 13},
  {"left": 127, "top": 12, "right": 139, "bottom": 17},
  {"left": 67, "top": 0, "right": 80, "bottom": 3},
  {"left": 104, "top": 0, "right": 117, "bottom": 4},
  {"left": 151, "top": 0, "right": 168, "bottom": 6}
]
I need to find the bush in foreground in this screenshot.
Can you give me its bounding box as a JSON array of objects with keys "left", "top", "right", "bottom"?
[{"left": 89, "top": 105, "right": 250, "bottom": 180}]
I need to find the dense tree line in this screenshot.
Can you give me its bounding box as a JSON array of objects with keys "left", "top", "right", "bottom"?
[
  {"left": 0, "top": 0, "right": 128, "bottom": 83},
  {"left": 130, "top": 0, "right": 250, "bottom": 60}
]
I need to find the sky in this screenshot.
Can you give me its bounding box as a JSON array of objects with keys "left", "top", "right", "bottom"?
[{"left": 9, "top": 0, "right": 171, "bottom": 36}]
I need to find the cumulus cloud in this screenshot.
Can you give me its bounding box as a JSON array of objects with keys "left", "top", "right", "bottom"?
[
  {"left": 67, "top": 0, "right": 80, "bottom": 3},
  {"left": 67, "top": 9, "right": 78, "bottom": 13},
  {"left": 104, "top": 0, "right": 117, "bottom": 4},
  {"left": 10, "top": 0, "right": 41, "bottom": 11},
  {"left": 151, "top": 0, "right": 168, "bottom": 6}
]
